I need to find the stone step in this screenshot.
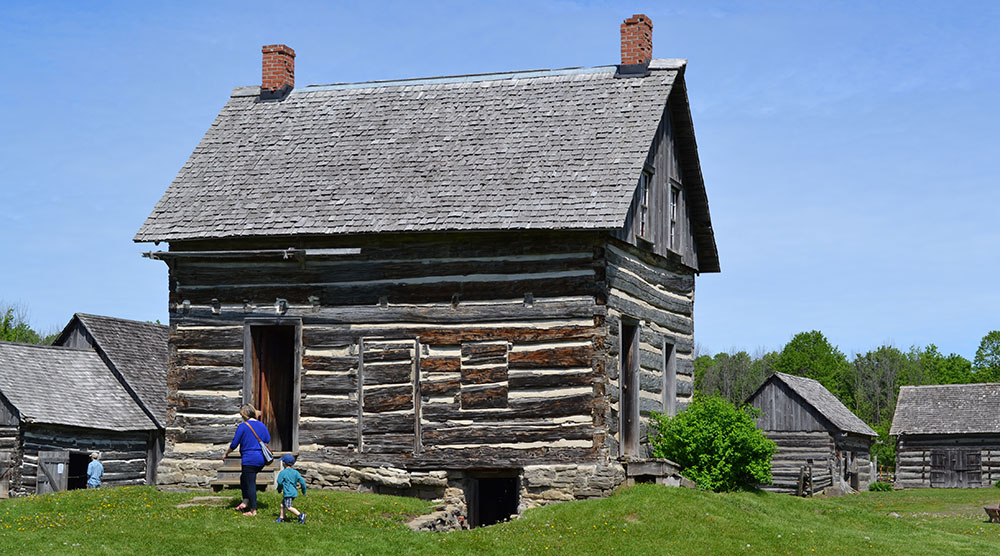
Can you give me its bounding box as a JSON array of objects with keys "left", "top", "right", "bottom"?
[{"left": 210, "top": 452, "right": 292, "bottom": 492}]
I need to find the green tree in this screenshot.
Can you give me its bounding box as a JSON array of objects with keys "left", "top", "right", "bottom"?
[
  {"left": 848, "top": 345, "right": 913, "bottom": 427},
  {"left": 973, "top": 331, "right": 1000, "bottom": 382},
  {"left": 649, "top": 395, "right": 776, "bottom": 492},
  {"left": 695, "top": 350, "right": 775, "bottom": 405},
  {"left": 772, "top": 331, "right": 852, "bottom": 404},
  {"left": 0, "top": 302, "right": 52, "bottom": 344},
  {"left": 913, "top": 344, "right": 972, "bottom": 385}
]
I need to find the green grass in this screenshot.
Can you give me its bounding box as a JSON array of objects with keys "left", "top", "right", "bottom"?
[{"left": 2, "top": 485, "right": 999, "bottom": 555}]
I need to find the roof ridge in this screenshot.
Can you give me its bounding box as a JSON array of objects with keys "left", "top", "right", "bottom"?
[
  {"left": 901, "top": 382, "right": 1000, "bottom": 389},
  {"left": 0, "top": 341, "right": 93, "bottom": 352},
  {"left": 231, "top": 59, "right": 686, "bottom": 97},
  {"left": 76, "top": 313, "right": 167, "bottom": 330}
]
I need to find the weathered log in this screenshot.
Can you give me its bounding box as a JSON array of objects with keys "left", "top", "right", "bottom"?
[
  {"left": 421, "top": 357, "right": 460, "bottom": 373},
  {"left": 422, "top": 423, "right": 595, "bottom": 445},
  {"left": 170, "top": 393, "right": 240, "bottom": 415},
  {"left": 606, "top": 294, "right": 693, "bottom": 336},
  {"left": 420, "top": 378, "right": 461, "bottom": 396},
  {"left": 363, "top": 386, "right": 413, "bottom": 412},
  {"left": 301, "top": 372, "right": 357, "bottom": 394},
  {"left": 311, "top": 445, "right": 599, "bottom": 470},
  {"left": 298, "top": 420, "right": 357, "bottom": 445},
  {"left": 174, "top": 366, "right": 243, "bottom": 391},
  {"left": 176, "top": 350, "right": 243, "bottom": 367},
  {"left": 172, "top": 327, "right": 243, "bottom": 350},
  {"left": 363, "top": 363, "right": 413, "bottom": 385},
  {"left": 172, "top": 274, "right": 598, "bottom": 307},
  {"left": 171, "top": 297, "right": 602, "bottom": 326},
  {"left": 508, "top": 346, "right": 594, "bottom": 369},
  {"left": 420, "top": 326, "right": 599, "bottom": 346},
  {"left": 423, "top": 393, "right": 592, "bottom": 421},
  {"left": 302, "top": 354, "right": 356, "bottom": 373},
  {"left": 508, "top": 371, "right": 597, "bottom": 389},
  {"left": 460, "top": 365, "right": 507, "bottom": 385},
  {"left": 606, "top": 265, "right": 692, "bottom": 316},
  {"left": 460, "top": 385, "right": 508, "bottom": 409},
  {"left": 299, "top": 397, "right": 358, "bottom": 418}
]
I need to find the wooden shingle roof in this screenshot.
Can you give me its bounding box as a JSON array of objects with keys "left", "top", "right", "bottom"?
[
  {"left": 0, "top": 342, "right": 157, "bottom": 431},
  {"left": 63, "top": 314, "right": 168, "bottom": 428},
  {"left": 751, "top": 372, "right": 877, "bottom": 437},
  {"left": 890, "top": 383, "right": 1000, "bottom": 435},
  {"left": 134, "top": 59, "right": 719, "bottom": 272}
]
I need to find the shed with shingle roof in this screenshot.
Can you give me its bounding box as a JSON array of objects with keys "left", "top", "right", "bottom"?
[
  {"left": 747, "top": 372, "right": 877, "bottom": 494},
  {"left": 135, "top": 14, "right": 712, "bottom": 522},
  {"left": 890, "top": 383, "right": 1000, "bottom": 488},
  {"left": 0, "top": 333, "right": 162, "bottom": 497}
]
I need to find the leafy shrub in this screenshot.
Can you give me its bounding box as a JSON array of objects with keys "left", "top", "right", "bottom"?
[
  {"left": 649, "top": 395, "right": 776, "bottom": 492},
  {"left": 994, "top": 480, "right": 1000, "bottom": 489},
  {"left": 868, "top": 481, "right": 894, "bottom": 492}
]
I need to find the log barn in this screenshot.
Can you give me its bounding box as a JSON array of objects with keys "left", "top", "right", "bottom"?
[
  {"left": 135, "top": 14, "right": 719, "bottom": 524},
  {"left": 891, "top": 383, "right": 1000, "bottom": 488},
  {"left": 747, "top": 372, "right": 877, "bottom": 494},
  {"left": 0, "top": 314, "right": 166, "bottom": 497}
]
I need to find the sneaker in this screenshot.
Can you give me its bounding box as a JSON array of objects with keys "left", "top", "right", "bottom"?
[
  {"left": 298, "top": 512, "right": 306, "bottom": 524},
  {"left": 275, "top": 518, "right": 284, "bottom": 523}
]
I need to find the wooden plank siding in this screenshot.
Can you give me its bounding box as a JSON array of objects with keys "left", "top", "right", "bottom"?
[{"left": 613, "top": 94, "right": 700, "bottom": 271}]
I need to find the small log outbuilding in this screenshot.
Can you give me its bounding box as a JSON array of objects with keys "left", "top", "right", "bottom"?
[
  {"left": 0, "top": 314, "right": 166, "bottom": 497},
  {"left": 134, "top": 14, "right": 720, "bottom": 524},
  {"left": 747, "top": 372, "right": 877, "bottom": 494},
  {"left": 891, "top": 383, "right": 1000, "bottom": 488}
]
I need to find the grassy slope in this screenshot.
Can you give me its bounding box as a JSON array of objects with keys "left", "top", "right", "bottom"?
[{"left": 2, "top": 485, "right": 999, "bottom": 555}]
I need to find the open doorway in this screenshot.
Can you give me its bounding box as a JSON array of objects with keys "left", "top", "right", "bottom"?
[
  {"left": 67, "top": 452, "right": 90, "bottom": 490},
  {"left": 248, "top": 323, "right": 299, "bottom": 452},
  {"left": 467, "top": 474, "right": 519, "bottom": 528},
  {"left": 620, "top": 321, "right": 639, "bottom": 456}
]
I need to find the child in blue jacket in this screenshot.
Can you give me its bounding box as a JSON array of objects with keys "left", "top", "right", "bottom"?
[{"left": 275, "top": 454, "right": 307, "bottom": 523}]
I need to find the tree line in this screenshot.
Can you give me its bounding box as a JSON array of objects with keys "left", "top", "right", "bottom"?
[
  {"left": 694, "top": 330, "right": 1000, "bottom": 467},
  {"left": 0, "top": 302, "right": 58, "bottom": 344}
]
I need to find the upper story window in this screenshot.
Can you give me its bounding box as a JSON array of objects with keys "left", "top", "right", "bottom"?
[
  {"left": 669, "top": 182, "right": 681, "bottom": 251},
  {"left": 638, "top": 171, "right": 652, "bottom": 242}
]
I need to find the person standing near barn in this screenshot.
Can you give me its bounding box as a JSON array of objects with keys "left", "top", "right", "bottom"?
[
  {"left": 222, "top": 404, "right": 271, "bottom": 516},
  {"left": 86, "top": 452, "right": 103, "bottom": 488}
]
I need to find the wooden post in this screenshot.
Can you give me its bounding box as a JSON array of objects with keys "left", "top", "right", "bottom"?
[{"left": 797, "top": 465, "right": 806, "bottom": 497}]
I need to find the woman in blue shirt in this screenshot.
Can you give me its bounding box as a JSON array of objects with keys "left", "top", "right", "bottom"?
[{"left": 222, "top": 404, "right": 271, "bottom": 516}]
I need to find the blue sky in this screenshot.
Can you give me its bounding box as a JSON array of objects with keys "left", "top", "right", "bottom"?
[{"left": 1, "top": 1, "right": 998, "bottom": 359}]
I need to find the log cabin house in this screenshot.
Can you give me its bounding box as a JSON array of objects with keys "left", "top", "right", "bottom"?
[
  {"left": 0, "top": 314, "right": 166, "bottom": 497},
  {"left": 135, "top": 14, "right": 719, "bottom": 524},
  {"left": 891, "top": 383, "right": 1000, "bottom": 488},
  {"left": 747, "top": 372, "right": 876, "bottom": 494}
]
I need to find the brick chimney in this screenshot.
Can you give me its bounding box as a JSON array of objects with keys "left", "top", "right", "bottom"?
[
  {"left": 620, "top": 14, "right": 653, "bottom": 66},
  {"left": 261, "top": 44, "right": 295, "bottom": 99}
]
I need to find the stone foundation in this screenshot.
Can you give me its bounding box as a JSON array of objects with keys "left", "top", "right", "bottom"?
[{"left": 158, "top": 453, "right": 684, "bottom": 530}]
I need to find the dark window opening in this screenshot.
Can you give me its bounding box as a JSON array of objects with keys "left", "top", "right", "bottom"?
[
  {"left": 467, "top": 475, "right": 520, "bottom": 528},
  {"left": 67, "top": 452, "right": 90, "bottom": 490},
  {"left": 251, "top": 325, "right": 297, "bottom": 452},
  {"left": 621, "top": 322, "right": 639, "bottom": 456}
]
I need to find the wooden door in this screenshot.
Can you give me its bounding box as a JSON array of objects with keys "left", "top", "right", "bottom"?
[
  {"left": 36, "top": 450, "right": 69, "bottom": 494},
  {"left": 930, "top": 449, "right": 983, "bottom": 488},
  {"left": 620, "top": 323, "right": 640, "bottom": 457},
  {"left": 251, "top": 325, "right": 297, "bottom": 452},
  {"left": 359, "top": 338, "right": 419, "bottom": 453}
]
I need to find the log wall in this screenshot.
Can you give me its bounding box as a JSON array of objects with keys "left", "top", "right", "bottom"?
[
  {"left": 14, "top": 424, "right": 150, "bottom": 496},
  {"left": 603, "top": 238, "right": 695, "bottom": 458},
  {"left": 896, "top": 434, "right": 1000, "bottom": 488},
  {"left": 159, "top": 230, "right": 700, "bottom": 485},
  {"left": 761, "top": 431, "right": 835, "bottom": 494},
  {"left": 162, "top": 232, "right": 611, "bottom": 480}
]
